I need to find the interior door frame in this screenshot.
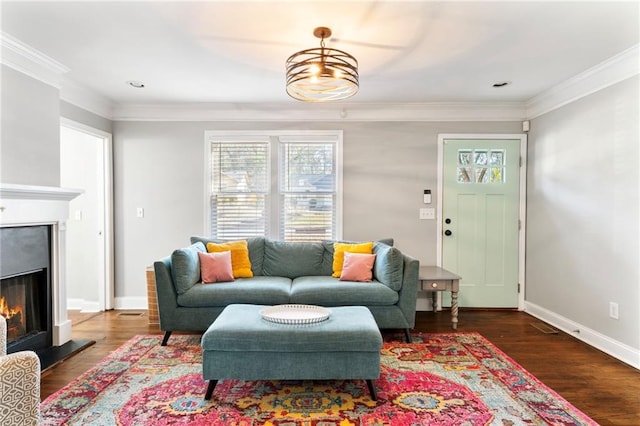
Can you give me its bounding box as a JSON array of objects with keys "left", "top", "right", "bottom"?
[
  {"left": 436, "top": 133, "right": 528, "bottom": 310},
  {"left": 60, "top": 118, "right": 115, "bottom": 311}
]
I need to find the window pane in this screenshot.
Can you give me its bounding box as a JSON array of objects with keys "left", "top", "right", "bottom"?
[
  {"left": 476, "top": 167, "right": 489, "bottom": 183},
  {"left": 281, "top": 194, "right": 334, "bottom": 242},
  {"left": 282, "top": 143, "right": 334, "bottom": 192},
  {"left": 458, "top": 151, "right": 472, "bottom": 165},
  {"left": 210, "top": 142, "right": 269, "bottom": 240},
  {"left": 211, "top": 194, "right": 267, "bottom": 239},
  {"left": 457, "top": 167, "right": 473, "bottom": 183},
  {"left": 474, "top": 151, "right": 488, "bottom": 166},
  {"left": 211, "top": 143, "right": 268, "bottom": 193},
  {"left": 489, "top": 150, "right": 504, "bottom": 166},
  {"left": 491, "top": 167, "right": 504, "bottom": 183}
]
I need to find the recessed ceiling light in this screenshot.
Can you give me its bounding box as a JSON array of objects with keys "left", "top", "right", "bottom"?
[
  {"left": 492, "top": 81, "right": 510, "bottom": 88},
  {"left": 127, "top": 80, "right": 145, "bottom": 88}
]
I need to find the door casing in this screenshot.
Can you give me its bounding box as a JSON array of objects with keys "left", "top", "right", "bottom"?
[{"left": 436, "top": 133, "right": 527, "bottom": 310}]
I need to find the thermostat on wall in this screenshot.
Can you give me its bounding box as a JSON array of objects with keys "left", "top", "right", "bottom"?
[{"left": 423, "top": 190, "right": 432, "bottom": 204}]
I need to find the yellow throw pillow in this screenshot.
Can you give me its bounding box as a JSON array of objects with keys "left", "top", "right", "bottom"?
[
  {"left": 332, "top": 241, "right": 374, "bottom": 278},
  {"left": 206, "top": 240, "right": 253, "bottom": 278}
]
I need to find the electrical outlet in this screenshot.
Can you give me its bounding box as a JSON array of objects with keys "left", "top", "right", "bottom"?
[{"left": 609, "top": 302, "right": 619, "bottom": 320}]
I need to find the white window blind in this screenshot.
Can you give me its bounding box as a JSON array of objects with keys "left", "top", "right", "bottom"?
[
  {"left": 280, "top": 141, "right": 335, "bottom": 242},
  {"left": 206, "top": 131, "right": 342, "bottom": 242},
  {"left": 209, "top": 141, "right": 269, "bottom": 240}
]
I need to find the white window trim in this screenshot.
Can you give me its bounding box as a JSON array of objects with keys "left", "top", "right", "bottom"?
[{"left": 204, "top": 130, "right": 343, "bottom": 240}]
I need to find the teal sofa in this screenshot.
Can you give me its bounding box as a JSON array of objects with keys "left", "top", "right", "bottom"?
[{"left": 153, "top": 237, "right": 419, "bottom": 345}]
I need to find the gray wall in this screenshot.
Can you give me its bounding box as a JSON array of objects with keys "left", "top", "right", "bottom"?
[
  {"left": 1, "top": 65, "right": 61, "bottom": 186},
  {"left": 527, "top": 76, "right": 639, "bottom": 350},
  {"left": 112, "top": 120, "right": 521, "bottom": 303}
]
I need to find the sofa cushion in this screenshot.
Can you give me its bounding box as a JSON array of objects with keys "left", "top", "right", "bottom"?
[
  {"left": 171, "top": 242, "right": 206, "bottom": 295},
  {"left": 289, "top": 276, "right": 399, "bottom": 306},
  {"left": 198, "top": 251, "right": 234, "bottom": 283},
  {"left": 262, "top": 240, "right": 325, "bottom": 278},
  {"left": 332, "top": 241, "right": 373, "bottom": 278},
  {"left": 190, "top": 236, "right": 265, "bottom": 276},
  {"left": 372, "top": 242, "right": 404, "bottom": 291},
  {"left": 177, "top": 276, "right": 292, "bottom": 307}
]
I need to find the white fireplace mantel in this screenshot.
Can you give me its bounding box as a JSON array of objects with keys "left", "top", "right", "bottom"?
[{"left": 1, "top": 183, "right": 83, "bottom": 346}]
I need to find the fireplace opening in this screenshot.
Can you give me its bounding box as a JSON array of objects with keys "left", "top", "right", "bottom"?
[
  {"left": 1, "top": 269, "right": 51, "bottom": 352},
  {"left": 0, "top": 225, "right": 52, "bottom": 354}
]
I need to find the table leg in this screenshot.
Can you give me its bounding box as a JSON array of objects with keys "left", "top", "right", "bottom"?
[
  {"left": 451, "top": 290, "right": 459, "bottom": 330},
  {"left": 432, "top": 291, "right": 438, "bottom": 312}
]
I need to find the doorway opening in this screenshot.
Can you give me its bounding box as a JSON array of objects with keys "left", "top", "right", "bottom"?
[{"left": 60, "top": 120, "right": 114, "bottom": 312}]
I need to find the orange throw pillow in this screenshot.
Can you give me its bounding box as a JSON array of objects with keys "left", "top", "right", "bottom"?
[{"left": 206, "top": 240, "right": 253, "bottom": 278}]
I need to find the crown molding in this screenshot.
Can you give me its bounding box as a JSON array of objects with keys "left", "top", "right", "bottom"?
[
  {"left": 112, "top": 101, "right": 527, "bottom": 122},
  {"left": 60, "top": 76, "right": 115, "bottom": 120},
  {"left": 526, "top": 44, "right": 640, "bottom": 119},
  {"left": 0, "top": 31, "right": 69, "bottom": 89}
]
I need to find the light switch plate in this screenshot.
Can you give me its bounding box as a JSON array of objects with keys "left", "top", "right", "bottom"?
[{"left": 419, "top": 208, "right": 435, "bottom": 220}]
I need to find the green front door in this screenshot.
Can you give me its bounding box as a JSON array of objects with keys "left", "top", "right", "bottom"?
[{"left": 442, "top": 138, "right": 521, "bottom": 308}]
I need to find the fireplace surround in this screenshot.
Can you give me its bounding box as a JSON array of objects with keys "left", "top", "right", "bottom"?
[{"left": 0, "top": 183, "right": 82, "bottom": 351}]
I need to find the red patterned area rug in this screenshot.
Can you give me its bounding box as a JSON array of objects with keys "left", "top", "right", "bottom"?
[{"left": 41, "top": 332, "right": 596, "bottom": 425}]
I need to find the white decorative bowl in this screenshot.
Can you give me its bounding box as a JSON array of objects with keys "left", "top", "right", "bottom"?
[{"left": 260, "top": 304, "right": 331, "bottom": 325}]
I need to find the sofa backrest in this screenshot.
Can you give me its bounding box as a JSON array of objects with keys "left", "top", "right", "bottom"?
[
  {"left": 187, "top": 236, "right": 404, "bottom": 289},
  {"left": 262, "top": 239, "right": 325, "bottom": 278}
]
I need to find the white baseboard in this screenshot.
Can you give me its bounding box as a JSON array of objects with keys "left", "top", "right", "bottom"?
[
  {"left": 114, "top": 296, "right": 148, "bottom": 310},
  {"left": 66, "top": 298, "right": 100, "bottom": 313},
  {"left": 525, "top": 302, "right": 639, "bottom": 370}
]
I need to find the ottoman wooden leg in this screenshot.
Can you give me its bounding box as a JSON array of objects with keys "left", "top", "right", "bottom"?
[
  {"left": 204, "top": 380, "right": 218, "bottom": 400},
  {"left": 366, "top": 379, "right": 377, "bottom": 401}
]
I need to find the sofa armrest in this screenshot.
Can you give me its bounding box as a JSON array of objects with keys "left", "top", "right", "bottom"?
[
  {"left": 154, "top": 257, "right": 180, "bottom": 330},
  {"left": 396, "top": 253, "right": 420, "bottom": 328},
  {"left": 0, "top": 351, "right": 41, "bottom": 425}
]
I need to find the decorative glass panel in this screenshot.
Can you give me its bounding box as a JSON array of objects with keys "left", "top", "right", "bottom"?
[
  {"left": 457, "top": 167, "right": 473, "bottom": 183},
  {"left": 489, "top": 150, "right": 504, "bottom": 166},
  {"left": 458, "top": 151, "right": 472, "bottom": 165},
  {"left": 491, "top": 168, "right": 504, "bottom": 183},
  {"left": 474, "top": 151, "right": 488, "bottom": 166},
  {"left": 457, "top": 149, "right": 506, "bottom": 184},
  {"left": 476, "top": 168, "right": 489, "bottom": 183}
]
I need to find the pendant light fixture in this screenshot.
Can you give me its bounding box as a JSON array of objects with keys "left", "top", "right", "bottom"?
[{"left": 286, "top": 27, "right": 359, "bottom": 102}]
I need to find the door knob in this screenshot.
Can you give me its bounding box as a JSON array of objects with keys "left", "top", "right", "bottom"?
[{"left": 444, "top": 230, "right": 452, "bottom": 236}]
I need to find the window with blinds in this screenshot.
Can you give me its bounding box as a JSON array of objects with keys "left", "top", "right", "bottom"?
[
  {"left": 209, "top": 141, "right": 269, "bottom": 240},
  {"left": 206, "top": 132, "right": 342, "bottom": 242}
]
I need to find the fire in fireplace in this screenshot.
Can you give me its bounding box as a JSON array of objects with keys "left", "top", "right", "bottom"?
[{"left": 1, "top": 269, "right": 48, "bottom": 345}]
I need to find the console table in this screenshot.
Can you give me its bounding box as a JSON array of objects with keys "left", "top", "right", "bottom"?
[{"left": 419, "top": 266, "right": 461, "bottom": 329}]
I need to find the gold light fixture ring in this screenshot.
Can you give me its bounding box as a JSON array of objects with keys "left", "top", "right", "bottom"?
[{"left": 286, "top": 27, "right": 359, "bottom": 102}]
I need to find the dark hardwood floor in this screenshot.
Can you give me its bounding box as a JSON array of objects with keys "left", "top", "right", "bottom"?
[{"left": 42, "top": 309, "right": 640, "bottom": 425}]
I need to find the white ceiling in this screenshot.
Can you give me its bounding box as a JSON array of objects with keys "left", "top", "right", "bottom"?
[{"left": 2, "top": 1, "right": 639, "bottom": 110}]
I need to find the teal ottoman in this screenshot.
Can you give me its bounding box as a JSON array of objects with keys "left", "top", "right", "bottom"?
[{"left": 201, "top": 304, "right": 383, "bottom": 400}]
